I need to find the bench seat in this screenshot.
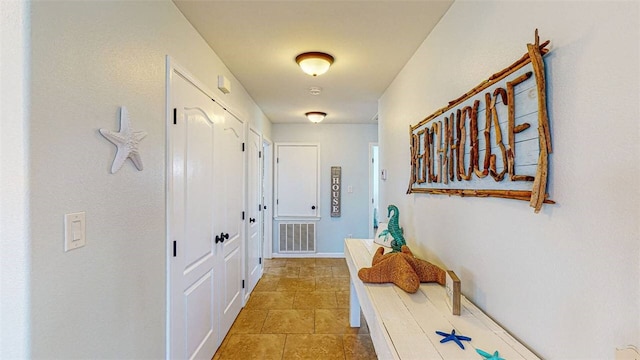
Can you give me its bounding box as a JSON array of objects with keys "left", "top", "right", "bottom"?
[{"left": 345, "top": 238, "right": 540, "bottom": 360}]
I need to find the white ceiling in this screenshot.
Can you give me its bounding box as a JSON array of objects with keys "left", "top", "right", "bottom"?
[{"left": 173, "top": 0, "right": 453, "bottom": 124}]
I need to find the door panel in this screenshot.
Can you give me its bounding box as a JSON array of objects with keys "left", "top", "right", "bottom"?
[
  {"left": 184, "top": 108, "right": 215, "bottom": 273},
  {"left": 185, "top": 272, "right": 214, "bottom": 357},
  {"left": 213, "top": 110, "right": 244, "bottom": 337},
  {"left": 170, "top": 73, "right": 218, "bottom": 360},
  {"left": 222, "top": 245, "right": 241, "bottom": 314}
]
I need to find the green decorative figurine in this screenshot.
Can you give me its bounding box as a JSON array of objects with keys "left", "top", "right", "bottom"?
[{"left": 378, "top": 205, "right": 406, "bottom": 252}]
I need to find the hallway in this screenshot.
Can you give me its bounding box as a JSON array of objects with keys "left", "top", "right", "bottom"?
[{"left": 213, "top": 258, "right": 377, "bottom": 359}]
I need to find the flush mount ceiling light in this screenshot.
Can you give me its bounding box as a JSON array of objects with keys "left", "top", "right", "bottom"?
[
  {"left": 296, "top": 52, "right": 334, "bottom": 76},
  {"left": 305, "top": 111, "right": 326, "bottom": 123}
]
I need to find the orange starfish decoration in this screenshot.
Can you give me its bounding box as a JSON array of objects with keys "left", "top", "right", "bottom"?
[{"left": 357, "top": 245, "right": 445, "bottom": 293}]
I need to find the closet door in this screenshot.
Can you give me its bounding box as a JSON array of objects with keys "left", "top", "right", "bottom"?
[
  {"left": 168, "top": 62, "right": 246, "bottom": 359},
  {"left": 246, "top": 128, "right": 262, "bottom": 296},
  {"left": 169, "top": 72, "right": 219, "bottom": 359},
  {"left": 275, "top": 144, "right": 319, "bottom": 218},
  {"left": 212, "top": 106, "right": 244, "bottom": 337}
]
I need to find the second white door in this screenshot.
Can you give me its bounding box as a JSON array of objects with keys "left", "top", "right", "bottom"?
[
  {"left": 212, "top": 102, "right": 244, "bottom": 338},
  {"left": 246, "top": 128, "right": 262, "bottom": 297}
]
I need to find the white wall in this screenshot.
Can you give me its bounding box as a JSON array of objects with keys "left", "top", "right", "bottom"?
[
  {"left": 379, "top": 1, "right": 639, "bottom": 358},
  {"left": 272, "top": 124, "right": 378, "bottom": 254},
  {"left": 26, "top": 1, "right": 270, "bottom": 357},
  {"left": 0, "top": 1, "right": 30, "bottom": 358}
]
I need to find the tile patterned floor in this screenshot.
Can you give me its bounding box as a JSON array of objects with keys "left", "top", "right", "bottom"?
[{"left": 213, "top": 258, "right": 377, "bottom": 360}]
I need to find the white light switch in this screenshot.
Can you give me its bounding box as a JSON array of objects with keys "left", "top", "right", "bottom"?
[{"left": 64, "top": 212, "right": 86, "bottom": 252}]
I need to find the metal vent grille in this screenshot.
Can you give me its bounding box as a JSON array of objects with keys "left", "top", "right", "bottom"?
[{"left": 279, "top": 223, "right": 316, "bottom": 253}]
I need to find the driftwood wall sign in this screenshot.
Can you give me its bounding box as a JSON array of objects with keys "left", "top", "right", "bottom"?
[{"left": 407, "top": 30, "right": 554, "bottom": 213}]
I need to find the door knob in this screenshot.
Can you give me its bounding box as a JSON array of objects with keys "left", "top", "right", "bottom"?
[
  {"left": 311, "top": 205, "right": 316, "bottom": 210},
  {"left": 216, "top": 232, "right": 229, "bottom": 243},
  {"left": 249, "top": 218, "right": 256, "bottom": 223}
]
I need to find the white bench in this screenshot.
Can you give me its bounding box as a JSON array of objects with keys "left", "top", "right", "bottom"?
[{"left": 345, "top": 238, "right": 540, "bottom": 360}]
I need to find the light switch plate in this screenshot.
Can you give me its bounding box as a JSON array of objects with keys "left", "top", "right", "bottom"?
[{"left": 64, "top": 212, "right": 86, "bottom": 252}]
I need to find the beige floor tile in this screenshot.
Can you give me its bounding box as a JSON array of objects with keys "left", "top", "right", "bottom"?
[
  {"left": 315, "top": 308, "right": 359, "bottom": 334},
  {"left": 253, "top": 277, "right": 280, "bottom": 292},
  {"left": 299, "top": 266, "right": 333, "bottom": 278},
  {"left": 277, "top": 277, "right": 316, "bottom": 292},
  {"left": 336, "top": 291, "right": 350, "bottom": 309},
  {"left": 245, "top": 291, "right": 295, "bottom": 310},
  {"left": 315, "top": 277, "right": 350, "bottom": 291},
  {"left": 293, "top": 291, "right": 337, "bottom": 309},
  {"left": 260, "top": 273, "right": 282, "bottom": 282},
  {"left": 228, "top": 309, "right": 268, "bottom": 334},
  {"left": 216, "top": 257, "right": 376, "bottom": 360},
  {"left": 331, "top": 265, "right": 350, "bottom": 277},
  {"left": 264, "top": 258, "right": 287, "bottom": 268},
  {"left": 315, "top": 258, "right": 346, "bottom": 267},
  {"left": 343, "top": 334, "right": 377, "bottom": 360},
  {"left": 283, "top": 334, "right": 344, "bottom": 359},
  {"left": 216, "top": 334, "right": 286, "bottom": 360},
  {"left": 264, "top": 266, "right": 300, "bottom": 278},
  {"left": 262, "top": 309, "right": 315, "bottom": 334},
  {"left": 286, "top": 258, "right": 316, "bottom": 267}
]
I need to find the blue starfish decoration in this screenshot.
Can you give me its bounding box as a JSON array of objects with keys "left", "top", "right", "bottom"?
[
  {"left": 476, "top": 349, "right": 505, "bottom": 360},
  {"left": 435, "top": 329, "right": 472, "bottom": 349}
]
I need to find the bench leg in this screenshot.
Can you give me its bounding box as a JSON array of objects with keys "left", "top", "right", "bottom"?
[{"left": 349, "top": 279, "right": 361, "bottom": 327}]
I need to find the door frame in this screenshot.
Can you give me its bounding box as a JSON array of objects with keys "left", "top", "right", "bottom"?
[{"left": 368, "top": 143, "right": 379, "bottom": 238}]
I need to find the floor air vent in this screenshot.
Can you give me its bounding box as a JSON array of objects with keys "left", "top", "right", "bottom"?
[{"left": 279, "top": 223, "right": 316, "bottom": 253}]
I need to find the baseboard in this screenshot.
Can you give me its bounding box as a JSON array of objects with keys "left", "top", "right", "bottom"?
[{"left": 272, "top": 252, "right": 344, "bottom": 258}]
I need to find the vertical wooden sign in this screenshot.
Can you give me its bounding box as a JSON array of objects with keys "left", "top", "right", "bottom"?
[
  {"left": 445, "top": 270, "right": 461, "bottom": 315},
  {"left": 331, "top": 166, "right": 341, "bottom": 217}
]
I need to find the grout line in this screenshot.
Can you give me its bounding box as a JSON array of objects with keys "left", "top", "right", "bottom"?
[
  {"left": 313, "top": 308, "right": 317, "bottom": 334},
  {"left": 281, "top": 334, "right": 288, "bottom": 360},
  {"left": 342, "top": 333, "right": 348, "bottom": 360},
  {"left": 259, "top": 309, "right": 269, "bottom": 334}
]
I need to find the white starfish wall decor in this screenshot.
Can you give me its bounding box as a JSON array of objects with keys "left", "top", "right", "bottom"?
[{"left": 99, "top": 106, "right": 147, "bottom": 173}]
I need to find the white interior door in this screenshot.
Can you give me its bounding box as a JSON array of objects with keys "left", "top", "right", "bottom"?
[
  {"left": 275, "top": 144, "right": 319, "bottom": 218},
  {"left": 262, "top": 139, "right": 273, "bottom": 259},
  {"left": 169, "top": 71, "right": 219, "bottom": 360},
  {"left": 213, "top": 107, "right": 244, "bottom": 337},
  {"left": 168, "top": 62, "right": 246, "bottom": 359},
  {"left": 246, "top": 128, "right": 262, "bottom": 297}
]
